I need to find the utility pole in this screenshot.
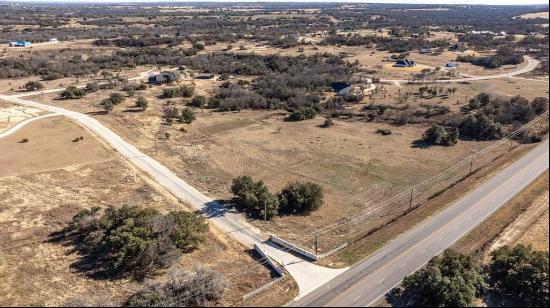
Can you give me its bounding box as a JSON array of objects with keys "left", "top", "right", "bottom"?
[
  {"left": 469, "top": 157, "right": 474, "bottom": 174},
  {"left": 315, "top": 235, "right": 319, "bottom": 255},
  {"left": 409, "top": 188, "right": 414, "bottom": 209},
  {"left": 537, "top": 117, "right": 544, "bottom": 134},
  {"left": 264, "top": 200, "right": 267, "bottom": 222}
]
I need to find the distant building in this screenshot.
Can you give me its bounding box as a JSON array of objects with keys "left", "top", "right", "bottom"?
[
  {"left": 445, "top": 63, "right": 459, "bottom": 68},
  {"left": 420, "top": 48, "right": 434, "bottom": 54},
  {"left": 148, "top": 71, "right": 180, "bottom": 85},
  {"left": 470, "top": 30, "right": 495, "bottom": 35},
  {"left": 394, "top": 59, "right": 416, "bottom": 68},
  {"left": 331, "top": 82, "right": 351, "bottom": 93},
  {"left": 8, "top": 40, "right": 31, "bottom": 47}
]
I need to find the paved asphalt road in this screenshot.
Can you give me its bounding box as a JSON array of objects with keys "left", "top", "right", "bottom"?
[{"left": 291, "top": 139, "right": 549, "bottom": 307}]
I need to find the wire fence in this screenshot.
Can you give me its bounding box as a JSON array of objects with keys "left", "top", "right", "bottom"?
[{"left": 288, "top": 112, "right": 549, "bottom": 253}]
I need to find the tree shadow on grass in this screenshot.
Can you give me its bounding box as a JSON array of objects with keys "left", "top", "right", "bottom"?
[
  {"left": 47, "top": 229, "right": 126, "bottom": 281},
  {"left": 411, "top": 139, "right": 431, "bottom": 149}
]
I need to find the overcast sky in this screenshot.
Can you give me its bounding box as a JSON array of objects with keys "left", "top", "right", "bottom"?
[{"left": 3, "top": 0, "right": 549, "bottom": 5}]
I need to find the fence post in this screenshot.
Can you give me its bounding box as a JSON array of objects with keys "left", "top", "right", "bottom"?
[
  {"left": 469, "top": 158, "right": 474, "bottom": 174},
  {"left": 409, "top": 188, "right": 414, "bottom": 209}
]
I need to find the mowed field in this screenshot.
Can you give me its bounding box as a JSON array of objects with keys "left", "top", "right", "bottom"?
[{"left": 0, "top": 115, "right": 296, "bottom": 306}]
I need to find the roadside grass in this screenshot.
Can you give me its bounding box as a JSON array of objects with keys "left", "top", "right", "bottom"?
[
  {"left": 318, "top": 142, "right": 540, "bottom": 268},
  {"left": 452, "top": 170, "right": 549, "bottom": 258}
]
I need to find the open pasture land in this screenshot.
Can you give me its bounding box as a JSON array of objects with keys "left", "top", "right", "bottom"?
[
  {"left": 0, "top": 116, "right": 296, "bottom": 306},
  {"left": 21, "top": 49, "right": 549, "bottom": 251},
  {"left": 21, "top": 88, "right": 502, "bottom": 251}
]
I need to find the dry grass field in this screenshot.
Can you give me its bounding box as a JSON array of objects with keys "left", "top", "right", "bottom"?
[
  {"left": 19, "top": 49, "right": 547, "bottom": 251},
  {"left": 0, "top": 116, "right": 297, "bottom": 306},
  {"left": 24, "top": 89, "right": 500, "bottom": 248},
  {"left": 516, "top": 207, "right": 549, "bottom": 252}
]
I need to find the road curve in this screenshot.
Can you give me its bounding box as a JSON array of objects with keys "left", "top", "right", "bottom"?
[
  {"left": 291, "top": 139, "right": 549, "bottom": 307},
  {"left": 381, "top": 56, "right": 540, "bottom": 84},
  {"left": 0, "top": 113, "right": 61, "bottom": 139},
  {"left": 0, "top": 93, "right": 347, "bottom": 299}
]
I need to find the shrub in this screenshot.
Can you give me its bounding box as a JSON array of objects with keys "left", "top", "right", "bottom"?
[
  {"left": 60, "top": 86, "right": 86, "bottom": 99},
  {"left": 322, "top": 117, "right": 333, "bottom": 128},
  {"left": 468, "top": 92, "right": 491, "bottom": 110},
  {"left": 422, "top": 124, "right": 458, "bottom": 146},
  {"left": 85, "top": 82, "right": 100, "bottom": 93},
  {"left": 287, "top": 107, "right": 316, "bottom": 121},
  {"left": 207, "top": 97, "right": 221, "bottom": 109},
  {"left": 163, "top": 106, "right": 179, "bottom": 119},
  {"left": 495, "top": 95, "right": 535, "bottom": 124},
  {"left": 190, "top": 95, "right": 207, "bottom": 108},
  {"left": 230, "top": 176, "right": 279, "bottom": 219},
  {"left": 162, "top": 85, "right": 194, "bottom": 98},
  {"left": 42, "top": 72, "right": 64, "bottom": 81},
  {"left": 102, "top": 100, "right": 114, "bottom": 113},
  {"left": 126, "top": 267, "right": 227, "bottom": 307},
  {"left": 278, "top": 182, "right": 324, "bottom": 215},
  {"left": 376, "top": 128, "right": 392, "bottom": 135},
  {"left": 458, "top": 114, "right": 503, "bottom": 140},
  {"left": 532, "top": 97, "right": 549, "bottom": 115},
  {"left": 24, "top": 81, "right": 44, "bottom": 91},
  {"left": 122, "top": 84, "right": 137, "bottom": 97},
  {"left": 65, "top": 206, "right": 207, "bottom": 278},
  {"left": 135, "top": 96, "right": 148, "bottom": 111},
  {"left": 288, "top": 110, "right": 306, "bottom": 121},
  {"left": 180, "top": 107, "right": 196, "bottom": 124},
  {"left": 103, "top": 92, "right": 125, "bottom": 106}
]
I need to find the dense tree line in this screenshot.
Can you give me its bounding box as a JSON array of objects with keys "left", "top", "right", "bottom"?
[
  {"left": 183, "top": 53, "right": 355, "bottom": 112},
  {"left": 422, "top": 124, "right": 459, "bottom": 146},
  {"left": 456, "top": 46, "right": 525, "bottom": 69},
  {"left": 321, "top": 34, "right": 449, "bottom": 53},
  {"left": 95, "top": 35, "right": 186, "bottom": 48},
  {"left": 390, "top": 245, "right": 549, "bottom": 307},
  {"left": 1, "top": 2, "right": 547, "bottom": 52},
  {"left": 468, "top": 93, "right": 548, "bottom": 125}
]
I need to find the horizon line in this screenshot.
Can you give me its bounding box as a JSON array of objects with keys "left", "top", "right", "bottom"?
[{"left": 1, "top": 0, "right": 549, "bottom": 6}]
